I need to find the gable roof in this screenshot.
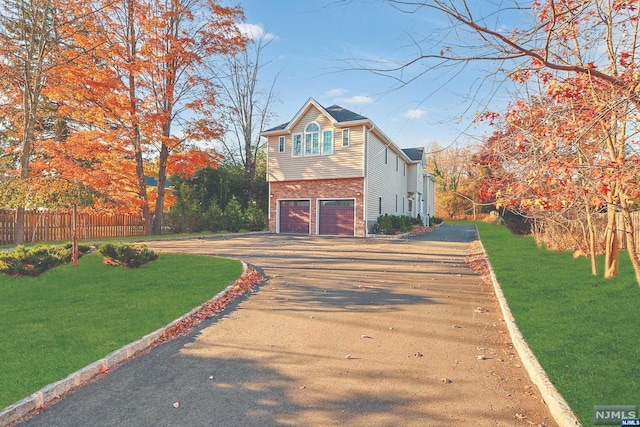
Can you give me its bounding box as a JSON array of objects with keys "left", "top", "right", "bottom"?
[
  {"left": 324, "top": 104, "right": 368, "bottom": 122},
  {"left": 264, "top": 122, "right": 288, "bottom": 132},
  {"left": 262, "top": 98, "right": 368, "bottom": 134},
  {"left": 261, "top": 97, "right": 423, "bottom": 165},
  {"left": 401, "top": 147, "right": 424, "bottom": 162}
]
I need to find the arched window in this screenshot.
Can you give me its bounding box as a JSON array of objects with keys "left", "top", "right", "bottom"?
[{"left": 304, "top": 122, "right": 320, "bottom": 155}]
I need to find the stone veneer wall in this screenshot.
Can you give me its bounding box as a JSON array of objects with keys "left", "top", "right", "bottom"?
[{"left": 269, "top": 177, "right": 366, "bottom": 236}]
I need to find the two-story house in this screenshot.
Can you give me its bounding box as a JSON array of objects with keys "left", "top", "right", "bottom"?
[{"left": 261, "top": 98, "right": 435, "bottom": 237}]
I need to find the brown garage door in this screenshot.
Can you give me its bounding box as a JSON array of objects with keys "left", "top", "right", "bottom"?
[
  {"left": 319, "top": 200, "right": 355, "bottom": 236},
  {"left": 279, "top": 200, "right": 310, "bottom": 234}
]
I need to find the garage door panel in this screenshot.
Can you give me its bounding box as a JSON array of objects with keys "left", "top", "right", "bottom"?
[
  {"left": 319, "top": 200, "right": 354, "bottom": 236},
  {"left": 279, "top": 200, "right": 310, "bottom": 234}
]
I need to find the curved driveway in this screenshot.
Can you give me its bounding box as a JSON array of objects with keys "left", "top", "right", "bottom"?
[{"left": 20, "top": 224, "right": 556, "bottom": 427}]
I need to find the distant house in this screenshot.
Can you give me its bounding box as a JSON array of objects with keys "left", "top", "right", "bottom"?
[{"left": 261, "top": 98, "right": 436, "bottom": 237}]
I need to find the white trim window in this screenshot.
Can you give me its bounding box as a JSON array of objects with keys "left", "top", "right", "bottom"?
[
  {"left": 292, "top": 133, "right": 302, "bottom": 157},
  {"left": 304, "top": 122, "right": 320, "bottom": 156},
  {"left": 278, "top": 136, "right": 285, "bottom": 153},
  {"left": 342, "top": 129, "right": 350, "bottom": 146},
  {"left": 322, "top": 130, "right": 333, "bottom": 154}
]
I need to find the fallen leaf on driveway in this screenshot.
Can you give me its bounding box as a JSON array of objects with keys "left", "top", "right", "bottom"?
[{"left": 173, "top": 402, "right": 180, "bottom": 408}]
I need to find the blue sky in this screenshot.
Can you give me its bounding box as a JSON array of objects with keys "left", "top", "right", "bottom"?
[{"left": 235, "top": 0, "right": 521, "bottom": 149}]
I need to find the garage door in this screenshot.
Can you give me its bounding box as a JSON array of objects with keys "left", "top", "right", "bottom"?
[
  {"left": 318, "top": 200, "right": 355, "bottom": 236},
  {"left": 279, "top": 200, "right": 310, "bottom": 234}
]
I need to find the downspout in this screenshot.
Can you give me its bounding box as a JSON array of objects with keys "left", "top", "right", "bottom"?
[
  {"left": 363, "top": 123, "right": 374, "bottom": 236},
  {"left": 266, "top": 136, "right": 271, "bottom": 230}
]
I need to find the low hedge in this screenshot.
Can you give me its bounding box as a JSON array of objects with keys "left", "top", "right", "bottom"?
[
  {"left": 97, "top": 242, "right": 159, "bottom": 268},
  {"left": 0, "top": 243, "right": 91, "bottom": 277}
]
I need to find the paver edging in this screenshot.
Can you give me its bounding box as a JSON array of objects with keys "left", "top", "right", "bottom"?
[
  {"left": 475, "top": 230, "right": 582, "bottom": 427},
  {"left": 0, "top": 261, "right": 254, "bottom": 427}
]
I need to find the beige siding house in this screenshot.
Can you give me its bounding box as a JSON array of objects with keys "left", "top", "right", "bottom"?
[{"left": 261, "top": 98, "right": 435, "bottom": 237}]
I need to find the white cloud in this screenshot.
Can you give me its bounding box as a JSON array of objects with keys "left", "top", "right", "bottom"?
[
  {"left": 325, "top": 88, "right": 348, "bottom": 97},
  {"left": 403, "top": 109, "right": 426, "bottom": 119},
  {"left": 337, "top": 95, "right": 374, "bottom": 105},
  {"left": 236, "top": 23, "right": 277, "bottom": 42}
]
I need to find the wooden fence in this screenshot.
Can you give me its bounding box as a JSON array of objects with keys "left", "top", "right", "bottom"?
[
  {"left": 531, "top": 211, "right": 640, "bottom": 253},
  {"left": 616, "top": 211, "right": 640, "bottom": 251},
  {"left": 0, "top": 210, "right": 146, "bottom": 245}
]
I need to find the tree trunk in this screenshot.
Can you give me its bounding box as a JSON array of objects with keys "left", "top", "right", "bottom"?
[
  {"left": 72, "top": 204, "right": 78, "bottom": 266},
  {"left": 583, "top": 197, "right": 598, "bottom": 276},
  {"left": 126, "top": 0, "right": 151, "bottom": 235},
  {"left": 152, "top": 142, "right": 170, "bottom": 235},
  {"left": 15, "top": 207, "right": 25, "bottom": 245},
  {"left": 620, "top": 199, "right": 640, "bottom": 287},
  {"left": 604, "top": 202, "right": 619, "bottom": 278}
]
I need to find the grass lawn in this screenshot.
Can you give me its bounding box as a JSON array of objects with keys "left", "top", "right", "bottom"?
[
  {"left": 475, "top": 222, "right": 640, "bottom": 424},
  {"left": 0, "top": 253, "right": 243, "bottom": 410}
]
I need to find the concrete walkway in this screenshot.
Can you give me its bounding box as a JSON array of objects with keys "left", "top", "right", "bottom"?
[{"left": 19, "top": 224, "right": 556, "bottom": 426}]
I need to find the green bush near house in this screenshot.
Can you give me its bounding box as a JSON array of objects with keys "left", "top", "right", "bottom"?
[
  {"left": 220, "top": 198, "right": 244, "bottom": 233},
  {"left": 376, "top": 214, "right": 424, "bottom": 235},
  {"left": 244, "top": 201, "right": 267, "bottom": 231},
  {"left": 429, "top": 216, "right": 443, "bottom": 227}
]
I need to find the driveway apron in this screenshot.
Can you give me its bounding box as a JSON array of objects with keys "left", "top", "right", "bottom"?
[{"left": 19, "top": 224, "right": 556, "bottom": 427}]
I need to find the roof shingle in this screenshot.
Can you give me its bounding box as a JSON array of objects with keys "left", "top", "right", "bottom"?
[{"left": 401, "top": 147, "right": 424, "bottom": 161}]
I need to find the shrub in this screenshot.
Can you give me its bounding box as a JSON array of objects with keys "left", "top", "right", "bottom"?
[
  {"left": 429, "top": 216, "right": 443, "bottom": 227},
  {"left": 243, "top": 201, "right": 266, "bottom": 231},
  {"left": 220, "top": 198, "right": 243, "bottom": 233},
  {"left": 203, "top": 202, "right": 223, "bottom": 232},
  {"left": 97, "top": 242, "right": 158, "bottom": 268},
  {"left": 376, "top": 214, "right": 426, "bottom": 235},
  {"left": 377, "top": 214, "right": 394, "bottom": 235},
  {"left": 0, "top": 243, "right": 90, "bottom": 277}
]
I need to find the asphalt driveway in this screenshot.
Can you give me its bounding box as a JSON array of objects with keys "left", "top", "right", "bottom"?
[{"left": 18, "top": 224, "right": 556, "bottom": 426}]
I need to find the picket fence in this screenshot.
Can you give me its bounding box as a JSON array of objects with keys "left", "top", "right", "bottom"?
[{"left": 0, "top": 210, "right": 146, "bottom": 245}]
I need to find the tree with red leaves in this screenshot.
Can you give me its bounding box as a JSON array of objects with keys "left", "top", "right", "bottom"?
[{"left": 382, "top": 0, "right": 640, "bottom": 284}]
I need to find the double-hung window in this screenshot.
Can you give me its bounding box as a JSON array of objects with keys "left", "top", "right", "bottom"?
[
  {"left": 342, "top": 129, "right": 350, "bottom": 146},
  {"left": 278, "top": 136, "right": 285, "bottom": 153},
  {"left": 304, "top": 122, "right": 320, "bottom": 155},
  {"left": 292, "top": 133, "right": 302, "bottom": 157},
  {"left": 322, "top": 130, "right": 333, "bottom": 154}
]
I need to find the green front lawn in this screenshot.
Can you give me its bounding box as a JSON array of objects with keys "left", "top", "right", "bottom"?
[
  {"left": 0, "top": 254, "right": 242, "bottom": 409},
  {"left": 476, "top": 222, "right": 640, "bottom": 424}
]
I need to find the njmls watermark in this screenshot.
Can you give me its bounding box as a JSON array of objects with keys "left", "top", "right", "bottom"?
[{"left": 593, "top": 405, "right": 638, "bottom": 425}]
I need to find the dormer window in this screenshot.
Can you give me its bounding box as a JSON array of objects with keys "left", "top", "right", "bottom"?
[{"left": 304, "top": 122, "right": 321, "bottom": 155}]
